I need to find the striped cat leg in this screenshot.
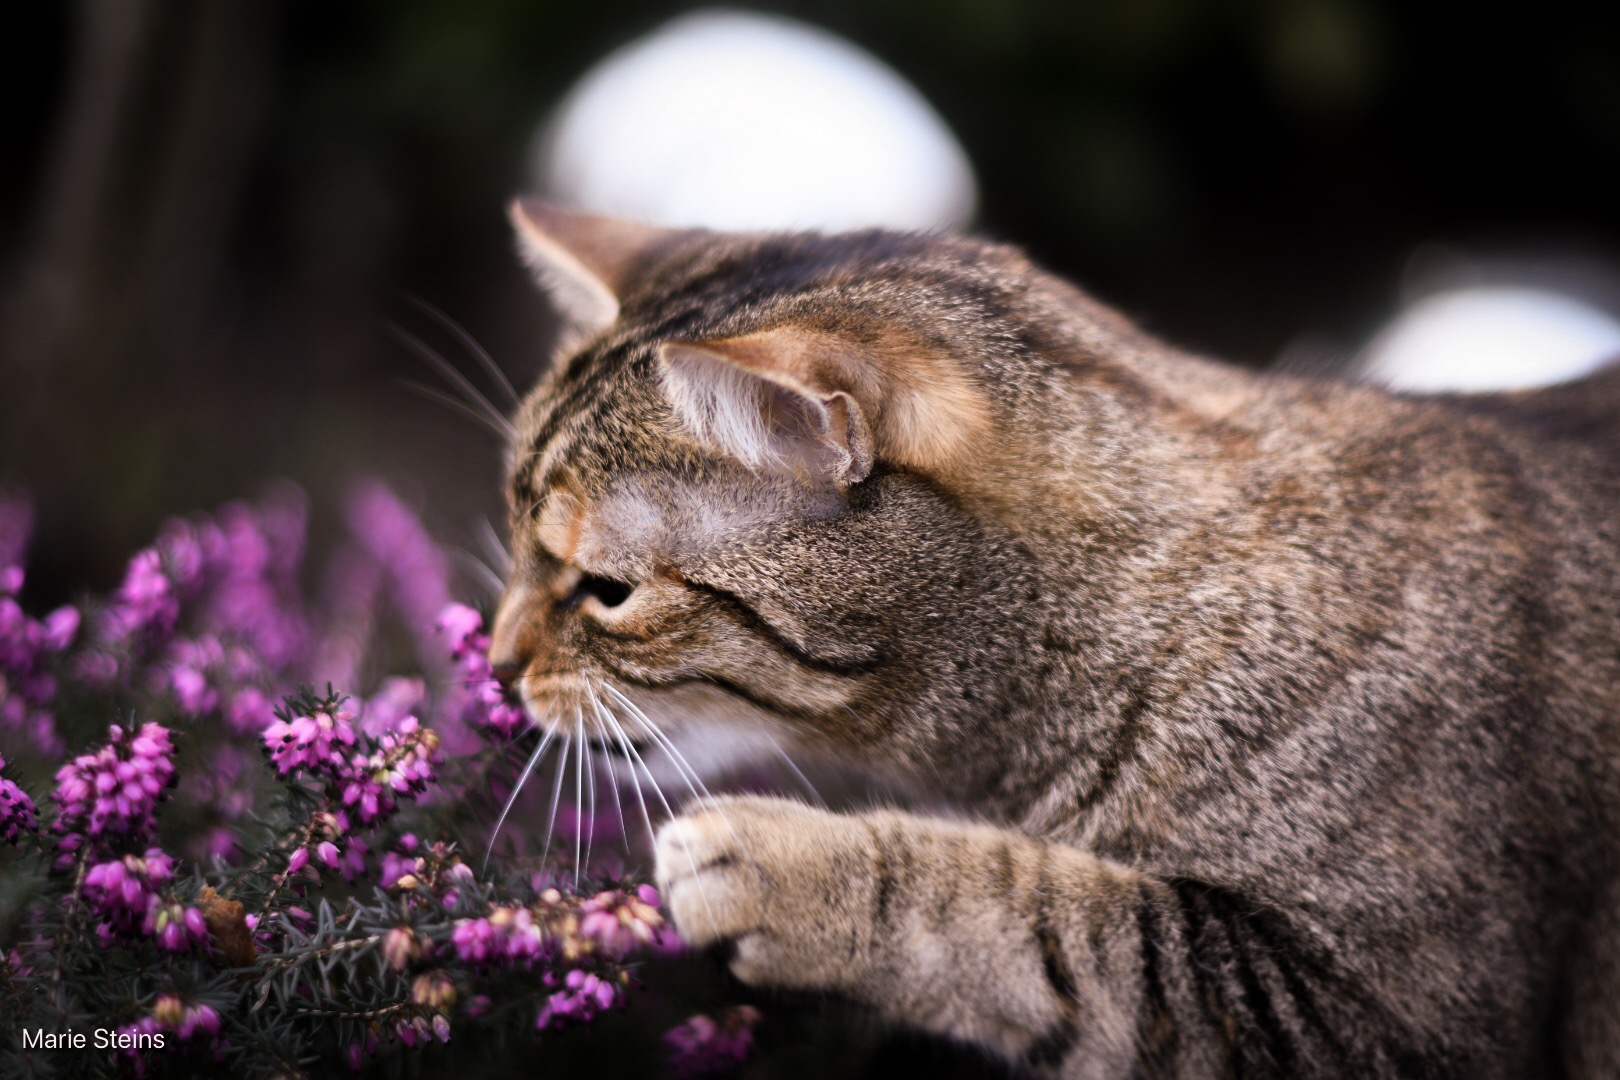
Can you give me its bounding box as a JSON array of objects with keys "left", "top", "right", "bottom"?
[{"left": 656, "top": 796, "right": 1374, "bottom": 1077}]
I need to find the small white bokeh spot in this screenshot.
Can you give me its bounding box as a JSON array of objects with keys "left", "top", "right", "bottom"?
[{"left": 1357, "top": 286, "right": 1620, "bottom": 393}]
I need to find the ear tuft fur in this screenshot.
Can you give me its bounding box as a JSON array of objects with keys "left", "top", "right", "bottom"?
[
  {"left": 659, "top": 341, "right": 873, "bottom": 484},
  {"left": 658, "top": 326, "right": 987, "bottom": 486}
]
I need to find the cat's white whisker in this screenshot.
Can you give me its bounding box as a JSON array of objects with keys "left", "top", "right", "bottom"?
[
  {"left": 403, "top": 294, "right": 520, "bottom": 408},
  {"left": 769, "top": 739, "right": 826, "bottom": 807},
  {"left": 482, "top": 721, "right": 556, "bottom": 874},
  {"left": 573, "top": 705, "right": 592, "bottom": 880},
  {"left": 541, "top": 731, "right": 572, "bottom": 868},
  {"left": 451, "top": 547, "right": 505, "bottom": 599},
  {"left": 604, "top": 703, "right": 658, "bottom": 853},
  {"left": 477, "top": 516, "right": 512, "bottom": 575},
  {"left": 589, "top": 689, "right": 644, "bottom": 854},
  {"left": 399, "top": 378, "right": 516, "bottom": 441},
  {"left": 598, "top": 681, "right": 752, "bottom": 861},
  {"left": 585, "top": 684, "right": 631, "bottom": 855},
  {"left": 609, "top": 707, "right": 719, "bottom": 931},
  {"left": 598, "top": 683, "right": 717, "bottom": 803},
  {"left": 574, "top": 706, "right": 586, "bottom": 887}
]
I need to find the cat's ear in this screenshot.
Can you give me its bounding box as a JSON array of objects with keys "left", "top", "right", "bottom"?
[
  {"left": 508, "top": 199, "right": 677, "bottom": 348},
  {"left": 658, "top": 327, "right": 988, "bottom": 487}
]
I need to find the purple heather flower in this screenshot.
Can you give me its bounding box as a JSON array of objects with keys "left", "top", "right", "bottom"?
[
  {"left": 579, "top": 888, "right": 668, "bottom": 958},
  {"left": 144, "top": 901, "right": 208, "bottom": 952},
  {"left": 199, "top": 826, "right": 236, "bottom": 862},
  {"left": 227, "top": 687, "right": 275, "bottom": 734},
  {"left": 102, "top": 549, "right": 180, "bottom": 646},
  {"left": 436, "top": 603, "right": 527, "bottom": 740},
  {"left": 157, "top": 521, "right": 208, "bottom": 594},
  {"left": 359, "top": 677, "right": 426, "bottom": 738},
  {"left": 536, "top": 968, "right": 621, "bottom": 1030},
  {"left": 148, "top": 993, "right": 221, "bottom": 1041},
  {"left": 117, "top": 1015, "right": 165, "bottom": 1057},
  {"left": 83, "top": 849, "right": 176, "bottom": 928},
  {"left": 344, "top": 1032, "right": 380, "bottom": 1071},
  {"left": 41, "top": 606, "right": 79, "bottom": 652},
  {"left": 344, "top": 481, "right": 451, "bottom": 667},
  {"left": 169, "top": 664, "right": 217, "bottom": 715},
  {"left": 379, "top": 848, "right": 420, "bottom": 890},
  {"left": 452, "top": 905, "right": 547, "bottom": 968},
  {"left": 151, "top": 992, "right": 185, "bottom": 1028},
  {"left": 664, "top": 1006, "right": 762, "bottom": 1078},
  {"left": 262, "top": 706, "right": 357, "bottom": 776},
  {"left": 0, "top": 494, "right": 33, "bottom": 571},
  {"left": 339, "top": 716, "right": 439, "bottom": 826},
  {"left": 82, "top": 848, "right": 204, "bottom": 950},
  {"left": 396, "top": 1015, "right": 439, "bottom": 1048},
  {"left": 330, "top": 834, "right": 369, "bottom": 882},
  {"left": 0, "top": 752, "right": 39, "bottom": 844},
  {"left": 0, "top": 565, "right": 77, "bottom": 754},
  {"left": 177, "top": 1001, "right": 221, "bottom": 1040},
  {"left": 201, "top": 501, "right": 309, "bottom": 671},
  {"left": 436, "top": 603, "right": 483, "bottom": 658},
  {"left": 52, "top": 723, "right": 176, "bottom": 858},
  {"left": 73, "top": 649, "right": 121, "bottom": 686}
]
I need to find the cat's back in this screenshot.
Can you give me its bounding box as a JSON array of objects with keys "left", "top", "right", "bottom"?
[{"left": 1446, "top": 359, "right": 1620, "bottom": 465}]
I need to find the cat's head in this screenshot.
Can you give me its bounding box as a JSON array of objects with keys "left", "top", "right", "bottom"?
[{"left": 489, "top": 201, "right": 1197, "bottom": 793}]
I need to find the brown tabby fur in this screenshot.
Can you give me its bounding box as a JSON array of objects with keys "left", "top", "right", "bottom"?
[{"left": 490, "top": 201, "right": 1620, "bottom": 1077}]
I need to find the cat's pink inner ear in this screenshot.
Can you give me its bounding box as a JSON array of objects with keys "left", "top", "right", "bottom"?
[
  {"left": 507, "top": 199, "right": 681, "bottom": 347},
  {"left": 658, "top": 326, "right": 990, "bottom": 486}
]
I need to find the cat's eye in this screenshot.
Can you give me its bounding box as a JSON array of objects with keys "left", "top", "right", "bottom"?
[{"left": 562, "top": 571, "right": 636, "bottom": 611}]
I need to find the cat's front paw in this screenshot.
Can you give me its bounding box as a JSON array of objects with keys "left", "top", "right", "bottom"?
[{"left": 655, "top": 795, "right": 876, "bottom": 992}]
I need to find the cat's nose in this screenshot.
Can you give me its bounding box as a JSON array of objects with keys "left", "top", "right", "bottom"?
[
  {"left": 490, "top": 658, "right": 524, "bottom": 688},
  {"left": 489, "top": 583, "right": 544, "bottom": 687}
]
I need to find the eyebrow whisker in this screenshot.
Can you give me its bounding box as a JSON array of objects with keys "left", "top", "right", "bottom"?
[
  {"left": 399, "top": 378, "right": 516, "bottom": 441},
  {"left": 388, "top": 320, "right": 518, "bottom": 440},
  {"left": 404, "top": 294, "right": 520, "bottom": 408}
]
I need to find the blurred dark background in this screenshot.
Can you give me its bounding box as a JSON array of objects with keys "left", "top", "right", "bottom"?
[{"left": 4, "top": 0, "right": 1619, "bottom": 605}]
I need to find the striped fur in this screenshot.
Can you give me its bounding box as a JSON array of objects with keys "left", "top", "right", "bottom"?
[{"left": 492, "top": 203, "right": 1620, "bottom": 1077}]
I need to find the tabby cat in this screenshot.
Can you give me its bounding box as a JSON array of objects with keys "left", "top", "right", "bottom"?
[{"left": 488, "top": 200, "right": 1620, "bottom": 1077}]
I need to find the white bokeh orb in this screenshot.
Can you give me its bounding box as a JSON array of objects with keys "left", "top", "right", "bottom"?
[
  {"left": 534, "top": 9, "right": 977, "bottom": 232},
  {"left": 1357, "top": 286, "right": 1620, "bottom": 393}
]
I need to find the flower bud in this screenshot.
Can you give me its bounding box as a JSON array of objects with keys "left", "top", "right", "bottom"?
[
  {"left": 382, "top": 926, "right": 420, "bottom": 971},
  {"left": 410, "top": 971, "right": 456, "bottom": 1011}
]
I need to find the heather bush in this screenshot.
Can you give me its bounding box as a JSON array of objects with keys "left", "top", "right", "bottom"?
[{"left": 0, "top": 485, "right": 762, "bottom": 1078}]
